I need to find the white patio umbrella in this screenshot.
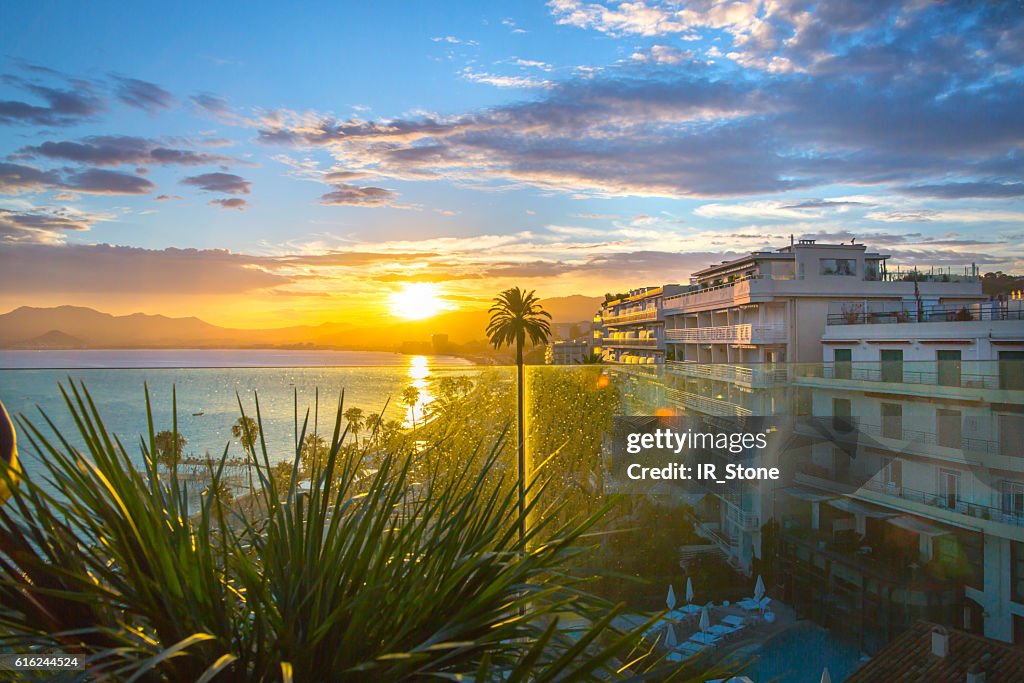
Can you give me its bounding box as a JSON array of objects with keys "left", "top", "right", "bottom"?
[
  {"left": 664, "top": 623, "right": 678, "bottom": 649},
  {"left": 666, "top": 584, "right": 677, "bottom": 611},
  {"left": 699, "top": 604, "right": 710, "bottom": 633},
  {"left": 821, "top": 667, "right": 831, "bottom": 683},
  {"left": 685, "top": 577, "right": 694, "bottom": 604},
  {"left": 754, "top": 574, "right": 766, "bottom": 602}
]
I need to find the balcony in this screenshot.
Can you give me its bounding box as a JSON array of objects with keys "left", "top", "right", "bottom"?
[
  {"left": 794, "top": 465, "right": 1024, "bottom": 530},
  {"left": 665, "top": 387, "right": 752, "bottom": 417},
  {"left": 799, "top": 361, "right": 1005, "bottom": 391},
  {"left": 854, "top": 420, "right": 1004, "bottom": 456},
  {"left": 664, "top": 323, "right": 786, "bottom": 344},
  {"left": 595, "top": 336, "right": 660, "bottom": 349},
  {"left": 666, "top": 361, "right": 787, "bottom": 386},
  {"left": 827, "top": 302, "right": 1023, "bottom": 326},
  {"left": 600, "top": 309, "right": 658, "bottom": 325}
]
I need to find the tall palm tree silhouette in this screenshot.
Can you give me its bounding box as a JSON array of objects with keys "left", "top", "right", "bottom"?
[{"left": 486, "top": 287, "right": 551, "bottom": 545}]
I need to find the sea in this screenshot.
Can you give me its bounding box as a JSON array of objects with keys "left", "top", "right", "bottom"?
[{"left": 0, "top": 349, "right": 478, "bottom": 469}]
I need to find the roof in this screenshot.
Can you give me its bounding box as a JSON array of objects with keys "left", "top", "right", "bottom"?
[{"left": 846, "top": 621, "right": 1024, "bottom": 682}]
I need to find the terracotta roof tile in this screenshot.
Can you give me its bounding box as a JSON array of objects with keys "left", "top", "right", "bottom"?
[{"left": 846, "top": 621, "right": 1024, "bottom": 682}]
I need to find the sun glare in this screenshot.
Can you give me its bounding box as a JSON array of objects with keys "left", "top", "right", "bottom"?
[{"left": 389, "top": 283, "right": 447, "bottom": 320}]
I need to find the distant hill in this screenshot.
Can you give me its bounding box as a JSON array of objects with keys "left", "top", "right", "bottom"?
[
  {"left": 11, "top": 329, "right": 88, "bottom": 349},
  {"left": 0, "top": 296, "right": 603, "bottom": 350}
]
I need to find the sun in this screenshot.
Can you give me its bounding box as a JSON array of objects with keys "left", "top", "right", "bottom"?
[{"left": 389, "top": 283, "right": 448, "bottom": 320}]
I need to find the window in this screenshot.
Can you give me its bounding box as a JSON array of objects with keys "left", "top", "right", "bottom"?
[
  {"left": 820, "top": 258, "right": 856, "bottom": 276},
  {"left": 1000, "top": 414, "right": 1024, "bottom": 457},
  {"left": 834, "top": 348, "right": 852, "bottom": 380},
  {"left": 882, "top": 457, "right": 902, "bottom": 488},
  {"left": 938, "top": 469, "right": 960, "bottom": 509},
  {"left": 833, "top": 397, "right": 852, "bottom": 433},
  {"left": 1000, "top": 351, "right": 1024, "bottom": 390},
  {"left": 937, "top": 408, "right": 962, "bottom": 449},
  {"left": 1013, "top": 541, "right": 1024, "bottom": 603},
  {"left": 937, "top": 350, "right": 961, "bottom": 387},
  {"left": 881, "top": 403, "right": 903, "bottom": 439},
  {"left": 1004, "top": 482, "right": 1024, "bottom": 521},
  {"left": 880, "top": 349, "right": 904, "bottom": 383}
]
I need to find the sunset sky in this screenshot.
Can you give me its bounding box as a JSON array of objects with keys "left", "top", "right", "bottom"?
[{"left": 1, "top": 1, "right": 1022, "bottom": 328}]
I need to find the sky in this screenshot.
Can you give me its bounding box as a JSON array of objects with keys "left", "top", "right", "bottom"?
[{"left": 0, "top": 0, "right": 1022, "bottom": 328}]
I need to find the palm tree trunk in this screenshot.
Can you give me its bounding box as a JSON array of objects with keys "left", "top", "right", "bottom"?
[{"left": 516, "top": 339, "right": 526, "bottom": 548}]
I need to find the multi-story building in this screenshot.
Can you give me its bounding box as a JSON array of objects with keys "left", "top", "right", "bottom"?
[
  {"left": 776, "top": 300, "right": 1024, "bottom": 649},
  {"left": 661, "top": 241, "right": 986, "bottom": 577},
  {"left": 593, "top": 286, "right": 684, "bottom": 365},
  {"left": 662, "top": 239, "right": 984, "bottom": 366},
  {"left": 545, "top": 339, "right": 592, "bottom": 365}
]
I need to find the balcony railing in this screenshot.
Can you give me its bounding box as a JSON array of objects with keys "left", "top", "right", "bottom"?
[
  {"left": 664, "top": 323, "right": 786, "bottom": 344},
  {"left": 665, "top": 387, "right": 753, "bottom": 417},
  {"left": 795, "top": 466, "right": 1024, "bottom": 528},
  {"left": 600, "top": 309, "right": 659, "bottom": 325},
  {"left": 854, "top": 420, "right": 1004, "bottom": 456},
  {"left": 803, "top": 362, "right": 1003, "bottom": 390},
  {"left": 827, "top": 302, "right": 1023, "bottom": 326},
  {"left": 666, "top": 361, "right": 787, "bottom": 386},
  {"left": 595, "top": 337, "right": 660, "bottom": 348}
]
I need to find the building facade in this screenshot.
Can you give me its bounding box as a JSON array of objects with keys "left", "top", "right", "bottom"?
[
  {"left": 777, "top": 300, "right": 1024, "bottom": 649},
  {"left": 593, "top": 286, "right": 684, "bottom": 366}
]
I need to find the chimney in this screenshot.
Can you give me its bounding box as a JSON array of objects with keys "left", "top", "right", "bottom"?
[{"left": 931, "top": 625, "right": 950, "bottom": 658}]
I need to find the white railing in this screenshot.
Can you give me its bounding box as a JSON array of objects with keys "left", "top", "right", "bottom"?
[
  {"left": 601, "top": 309, "right": 658, "bottom": 325},
  {"left": 596, "top": 336, "right": 660, "bottom": 348},
  {"left": 666, "top": 361, "right": 787, "bottom": 385},
  {"left": 665, "top": 388, "right": 753, "bottom": 417},
  {"left": 664, "top": 324, "right": 786, "bottom": 344}
]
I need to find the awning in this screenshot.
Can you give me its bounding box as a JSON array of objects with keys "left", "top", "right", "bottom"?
[
  {"left": 828, "top": 497, "right": 899, "bottom": 518},
  {"left": 886, "top": 515, "right": 951, "bottom": 537},
  {"left": 777, "top": 486, "right": 837, "bottom": 503}
]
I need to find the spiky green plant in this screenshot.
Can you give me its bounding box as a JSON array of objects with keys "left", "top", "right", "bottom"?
[{"left": 0, "top": 380, "right": 728, "bottom": 681}]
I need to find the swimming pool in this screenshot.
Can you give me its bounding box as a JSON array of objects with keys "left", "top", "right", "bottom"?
[{"left": 748, "top": 623, "right": 863, "bottom": 682}]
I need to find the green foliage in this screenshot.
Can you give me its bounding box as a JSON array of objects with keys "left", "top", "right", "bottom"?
[
  {"left": 154, "top": 429, "right": 187, "bottom": 466},
  {"left": 486, "top": 287, "right": 552, "bottom": 355},
  {"left": 0, "top": 380, "right": 727, "bottom": 680}
]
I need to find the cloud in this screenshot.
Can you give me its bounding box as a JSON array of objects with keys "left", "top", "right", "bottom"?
[
  {"left": 63, "top": 168, "right": 155, "bottom": 195},
  {"left": 209, "top": 197, "right": 247, "bottom": 210},
  {"left": 631, "top": 45, "right": 694, "bottom": 65},
  {"left": 896, "top": 182, "right": 1024, "bottom": 199},
  {"left": 0, "top": 162, "right": 153, "bottom": 195},
  {"left": 180, "top": 172, "right": 251, "bottom": 194},
  {"left": 0, "top": 206, "right": 106, "bottom": 243},
  {"left": 0, "top": 77, "right": 105, "bottom": 126},
  {"left": 320, "top": 183, "right": 398, "bottom": 207},
  {"left": 0, "top": 243, "right": 293, "bottom": 294},
  {"left": 17, "top": 135, "right": 231, "bottom": 167},
  {"left": 461, "top": 68, "right": 552, "bottom": 89},
  {"left": 190, "top": 92, "right": 237, "bottom": 123},
  {"left": 112, "top": 76, "right": 175, "bottom": 112}
]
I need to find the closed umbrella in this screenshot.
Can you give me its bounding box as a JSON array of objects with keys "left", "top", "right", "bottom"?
[
  {"left": 754, "top": 574, "right": 766, "bottom": 602},
  {"left": 699, "top": 604, "right": 710, "bottom": 633},
  {"left": 664, "top": 623, "right": 678, "bottom": 649},
  {"left": 686, "top": 577, "right": 694, "bottom": 604},
  {"left": 821, "top": 667, "right": 831, "bottom": 683},
  {"left": 666, "top": 584, "right": 677, "bottom": 611}
]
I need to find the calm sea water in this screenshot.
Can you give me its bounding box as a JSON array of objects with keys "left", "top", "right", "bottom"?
[{"left": 0, "top": 350, "right": 478, "bottom": 471}]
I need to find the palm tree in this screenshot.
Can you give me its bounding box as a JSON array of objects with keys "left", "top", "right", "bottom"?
[
  {"left": 153, "top": 430, "right": 187, "bottom": 469},
  {"left": 231, "top": 415, "right": 258, "bottom": 497},
  {"left": 486, "top": 287, "right": 551, "bottom": 545},
  {"left": 400, "top": 386, "right": 420, "bottom": 429},
  {"left": 343, "top": 407, "right": 364, "bottom": 444},
  {"left": 363, "top": 412, "right": 382, "bottom": 447}
]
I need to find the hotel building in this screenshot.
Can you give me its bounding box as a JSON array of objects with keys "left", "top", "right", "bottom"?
[
  {"left": 593, "top": 286, "right": 685, "bottom": 366},
  {"left": 651, "top": 241, "right": 986, "bottom": 576},
  {"left": 776, "top": 300, "right": 1024, "bottom": 649}
]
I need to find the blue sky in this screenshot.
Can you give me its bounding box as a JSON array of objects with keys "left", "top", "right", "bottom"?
[{"left": 1, "top": 1, "right": 1022, "bottom": 326}]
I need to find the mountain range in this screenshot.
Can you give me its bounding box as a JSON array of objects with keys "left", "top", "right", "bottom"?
[{"left": 0, "top": 296, "right": 603, "bottom": 350}]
